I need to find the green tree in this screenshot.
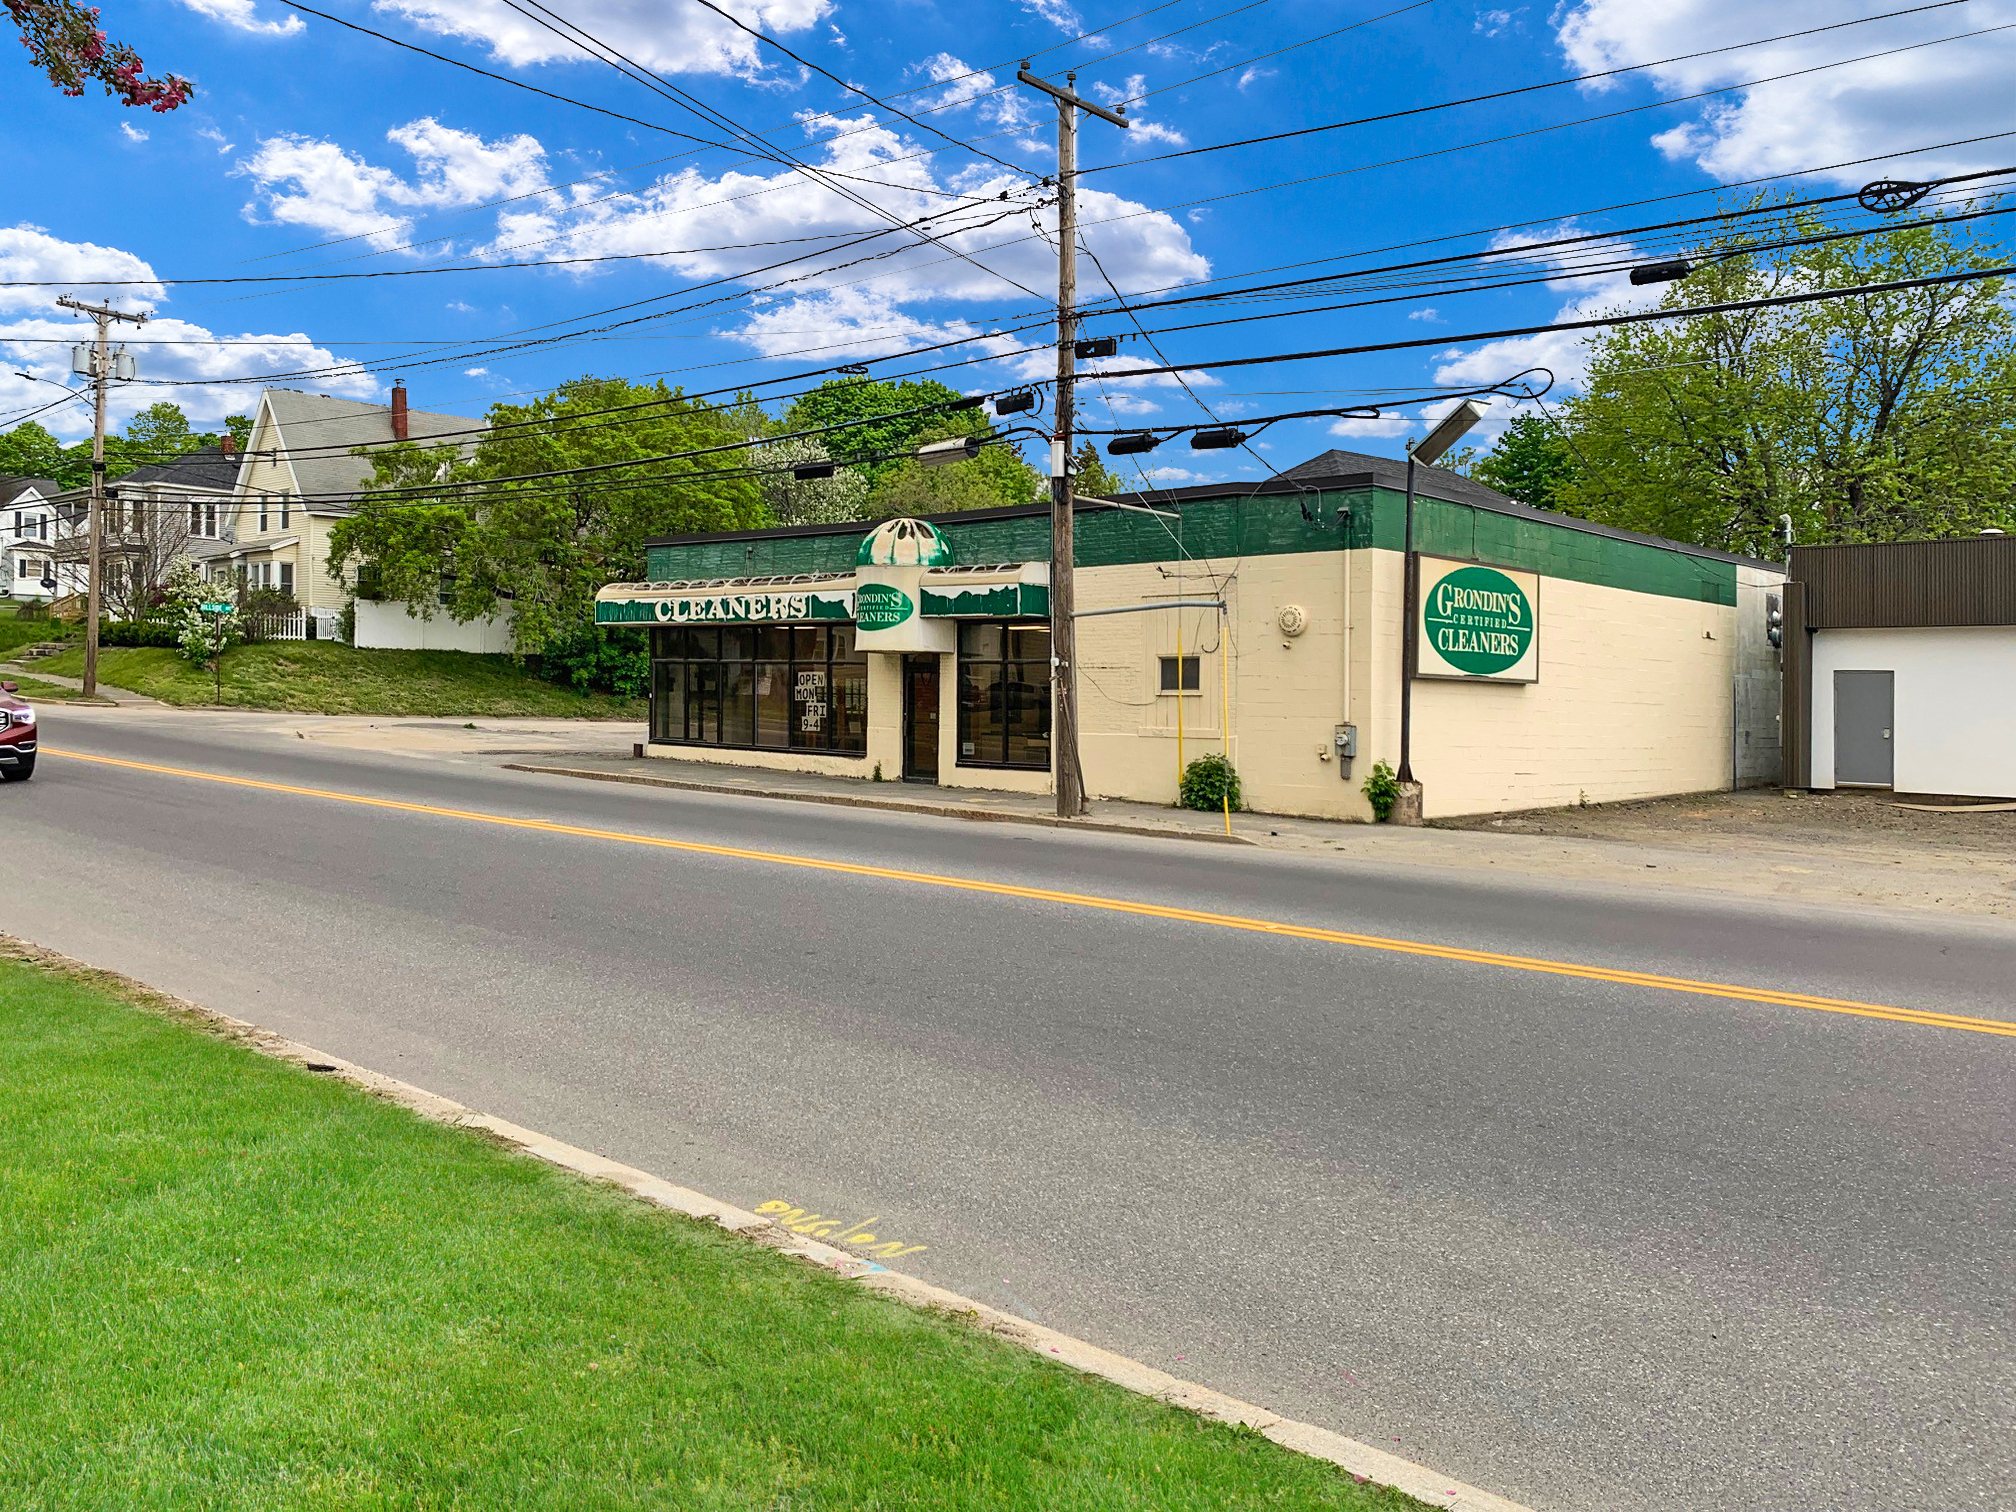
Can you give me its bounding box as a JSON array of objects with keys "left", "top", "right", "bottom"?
[
  {"left": 123, "top": 401, "right": 202, "bottom": 456},
  {"left": 224, "top": 414, "right": 253, "bottom": 450},
  {"left": 861, "top": 417, "right": 1045, "bottom": 519},
  {"left": 1070, "top": 440, "right": 1126, "bottom": 498},
  {"left": 783, "top": 377, "right": 990, "bottom": 489},
  {"left": 0, "top": 420, "right": 63, "bottom": 479},
  {"left": 1555, "top": 206, "right": 2016, "bottom": 553},
  {"left": 328, "top": 377, "right": 768, "bottom": 654},
  {"left": 1471, "top": 413, "right": 1580, "bottom": 509}
]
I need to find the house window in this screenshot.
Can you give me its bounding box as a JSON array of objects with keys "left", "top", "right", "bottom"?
[
  {"left": 278, "top": 562, "right": 294, "bottom": 596},
  {"left": 205, "top": 501, "right": 218, "bottom": 536},
  {"left": 957, "top": 621, "right": 1052, "bottom": 769},
  {"left": 38, "top": 515, "right": 48, "bottom": 542},
  {"left": 1159, "top": 655, "right": 1201, "bottom": 693},
  {"left": 257, "top": 497, "right": 269, "bottom": 533},
  {"left": 278, "top": 495, "right": 291, "bottom": 530},
  {"left": 10, "top": 511, "right": 19, "bottom": 538},
  {"left": 649, "top": 624, "right": 865, "bottom": 756}
]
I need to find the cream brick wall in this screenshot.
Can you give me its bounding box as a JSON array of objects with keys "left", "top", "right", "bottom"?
[
  {"left": 1405, "top": 565, "right": 1747, "bottom": 818},
  {"left": 637, "top": 540, "right": 1776, "bottom": 823},
  {"left": 1069, "top": 554, "right": 1372, "bottom": 819}
]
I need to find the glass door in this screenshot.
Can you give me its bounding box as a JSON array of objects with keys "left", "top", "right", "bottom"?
[{"left": 903, "top": 654, "right": 940, "bottom": 783}]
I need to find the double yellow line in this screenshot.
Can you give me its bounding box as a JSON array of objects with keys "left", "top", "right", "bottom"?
[{"left": 48, "top": 747, "right": 2016, "bottom": 1039}]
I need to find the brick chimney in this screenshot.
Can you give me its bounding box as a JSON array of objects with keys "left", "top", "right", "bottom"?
[
  {"left": 391, "top": 379, "right": 409, "bottom": 442},
  {"left": 219, "top": 433, "right": 236, "bottom": 457}
]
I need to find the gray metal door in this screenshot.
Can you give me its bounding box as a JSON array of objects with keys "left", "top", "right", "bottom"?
[{"left": 1833, "top": 670, "right": 1894, "bottom": 787}]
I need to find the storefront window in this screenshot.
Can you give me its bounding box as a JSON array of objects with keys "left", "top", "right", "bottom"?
[
  {"left": 650, "top": 623, "right": 865, "bottom": 756},
  {"left": 958, "top": 621, "right": 1052, "bottom": 770}
]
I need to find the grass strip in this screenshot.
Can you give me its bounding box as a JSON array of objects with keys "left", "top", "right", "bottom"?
[
  {"left": 0, "top": 951, "right": 1423, "bottom": 1512},
  {"left": 30, "top": 642, "right": 642, "bottom": 719},
  {"left": 0, "top": 674, "right": 112, "bottom": 704}
]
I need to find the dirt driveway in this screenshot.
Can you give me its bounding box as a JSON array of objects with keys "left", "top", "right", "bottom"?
[{"left": 1424, "top": 787, "right": 2016, "bottom": 922}]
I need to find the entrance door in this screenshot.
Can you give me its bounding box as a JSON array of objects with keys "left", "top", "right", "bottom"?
[
  {"left": 903, "top": 654, "right": 940, "bottom": 783},
  {"left": 1834, "top": 670, "right": 1894, "bottom": 787}
]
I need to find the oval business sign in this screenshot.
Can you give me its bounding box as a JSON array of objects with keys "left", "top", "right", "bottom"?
[
  {"left": 1423, "top": 565, "right": 1534, "bottom": 676},
  {"left": 855, "top": 581, "right": 915, "bottom": 631}
]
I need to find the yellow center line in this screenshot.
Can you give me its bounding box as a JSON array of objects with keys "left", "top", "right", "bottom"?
[{"left": 47, "top": 746, "right": 2016, "bottom": 1039}]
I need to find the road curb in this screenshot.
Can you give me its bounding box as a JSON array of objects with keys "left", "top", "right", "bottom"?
[
  {"left": 503, "top": 762, "right": 1258, "bottom": 845},
  {"left": 2, "top": 934, "right": 1531, "bottom": 1512}
]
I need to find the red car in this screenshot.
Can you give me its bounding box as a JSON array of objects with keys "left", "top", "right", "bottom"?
[{"left": 0, "top": 682, "right": 36, "bottom": 782}]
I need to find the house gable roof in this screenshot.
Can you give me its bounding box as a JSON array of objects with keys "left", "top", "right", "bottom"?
[
  {"left": 250, "top": 388, "right": 479, "bottom": 508},
  {"left": 0, "top": 477, "right": 60, "bottom": 508},
  {"left": 114, "top": 446, "right": 242, "bottom": 492}
]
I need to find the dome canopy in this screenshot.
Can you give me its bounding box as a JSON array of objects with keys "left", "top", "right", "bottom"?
[{"left": 856, "top": 517, "right": 954, "bottom": 568}]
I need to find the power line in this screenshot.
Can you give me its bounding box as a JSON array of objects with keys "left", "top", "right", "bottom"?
[{"left": 1085, "top": 0, "right": 1977, "bottom": 173}]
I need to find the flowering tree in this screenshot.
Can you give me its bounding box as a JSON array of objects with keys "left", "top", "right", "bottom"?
[
  {"left": 7, "top": 0, "right": 192, "bottom": 110},
  {"left": 164, "top": 560, "right": 236, "bottom": 662}
]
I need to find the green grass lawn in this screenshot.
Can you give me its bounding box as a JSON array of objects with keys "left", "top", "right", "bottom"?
[
  {"left": 32, "top": 641, "right": 642, "bottom": 718},
  {"left": 0, "top": 614, "right": 68, "bottom": 660},
  {"left": 0, "top": 955, "right": 1419, "bottom": 1512}
]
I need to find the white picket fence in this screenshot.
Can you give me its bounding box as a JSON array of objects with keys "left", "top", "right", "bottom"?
[{"left": 247, "top": 610, "right": 306, "bottom": 641}]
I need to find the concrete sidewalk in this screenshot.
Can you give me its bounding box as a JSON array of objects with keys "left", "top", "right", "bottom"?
[{"left": 0, "top": 663, "right": 152, "bottom": 705}]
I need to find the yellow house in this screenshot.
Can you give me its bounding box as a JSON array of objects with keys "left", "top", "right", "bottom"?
[
  {"left": 219, "top": 384, "right": 475, "bottom": 612},
  {"left": 596, "top": 449, "right": 1787, "bottom": 822}
]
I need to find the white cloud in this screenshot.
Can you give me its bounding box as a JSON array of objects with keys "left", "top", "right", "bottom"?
[
  {"left": 373, "top": 0, "right": 832, "bottom": 77},
  {"left": 1554, "top": 0, "right": 2016, "bottom": 185},
  {"left": 1474, "top": 7, "right": 1522, "bottom": 37},
  {"left": 238, "top": 119, "right": 550, "bottom": 250},
  {"left": 1090, "top": 74, "right": 1184, "bottom": 147},
  {"left": 1407, "top": 307, "right": 1442, "bottom": 322},
  {"left": 197, "top": 126, "right": 236, "bottom": 153},
  {"left": 464, "top": 367, "right": 490, "bottom": 376},
  {"left": 445, "top": 300, "right": 480, "bottom": 312},
  {"left": 0, "top": 225, "right": 374, "bottom": 439},
  {"left": 1236, "top": 66, "right": 1276, "bottom": 91},
  {"left": 472, "top": 113, "right": 1206, "bottom": 327},
  {"left": 1015, "top": 0, "right": 1081, "bottom": 33},
  {"left": 172, "top": 0, "right": 304, "bottom": 35},
  {"left": 119, "top": 123, "right": 149, "bottom": 143},
  {"left": 1418, "top": 223, "right": 1662, "bottom": 446}
]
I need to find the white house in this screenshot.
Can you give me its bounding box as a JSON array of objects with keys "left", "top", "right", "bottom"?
[{"left": 2, "top": 477, "right": 67, "bottom": 601}]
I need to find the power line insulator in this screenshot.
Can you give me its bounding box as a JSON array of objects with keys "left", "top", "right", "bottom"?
[
  {"left": 1189, "top": 427, "right": 1248, "bottom": 451},
  {"left": 1073, "top": 336, "right": 1119, "bottom": 359},
  {"left": 1629, "top": 259, "right": 1694, "bottom": 286},
  {"left": 993, "top": 390, "right": 1037, "bottom": 416},
  {"left": 1107, "top": 433, "right": 1162, "bottom": 455}
]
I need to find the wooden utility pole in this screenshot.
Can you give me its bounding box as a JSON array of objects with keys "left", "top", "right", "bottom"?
[
  {"left": 56, "top": 295, "right": 147, "bottom": 698},
  {"left": 1016, "top": 67, "right": 1127, "bottom": 817}
]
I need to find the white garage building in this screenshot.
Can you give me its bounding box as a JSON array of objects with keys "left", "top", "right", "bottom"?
[{"left": 1782, "top": 535, "right": 2016, "bottom": 800}]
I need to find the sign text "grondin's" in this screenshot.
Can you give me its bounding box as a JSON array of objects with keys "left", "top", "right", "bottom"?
[
  {"left": 654, "top": 592, "right": 812, "bottom": 623},
  {"left": 1431, "top": 579, "right": 1526, "bottom": 658}
]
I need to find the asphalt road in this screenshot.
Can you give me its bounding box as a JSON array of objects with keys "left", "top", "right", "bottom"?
[{"left": 8, "top": 708, "right": 2013, "bottom": 1512}]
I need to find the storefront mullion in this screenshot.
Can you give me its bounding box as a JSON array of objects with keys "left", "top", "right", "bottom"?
[
  {"left": 650, "top": 623, "right": 863, "bottom": 758},
  {"left": 957, "top": 620, "right": 1052, "bottom": 771}
]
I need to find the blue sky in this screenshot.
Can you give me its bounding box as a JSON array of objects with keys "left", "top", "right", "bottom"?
[{"left": 3, "top": 0, "right": 2012, "bottom": 486}]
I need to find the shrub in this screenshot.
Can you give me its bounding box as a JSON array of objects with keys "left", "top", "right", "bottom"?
[
  {"left": 534, "top": 621, "right": 648, "bottom": 698},
  {"left": 1179, "top": 753, "right": 1242, "bottom": 813},
  {"left": 1361, "top": 760, "right": 1401, "bottom": 821},
  {"left": 98, "top": 618, "right": 179, "bottom": 648}
]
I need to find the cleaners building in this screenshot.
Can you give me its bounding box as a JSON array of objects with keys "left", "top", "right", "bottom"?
[{"left": 595, "top": 448, "right": 1786, "bottom": 821}]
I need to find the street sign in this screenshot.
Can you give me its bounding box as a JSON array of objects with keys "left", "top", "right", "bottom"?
[{"left": 199, "top": 602, "right": 232, "bottom": 614}]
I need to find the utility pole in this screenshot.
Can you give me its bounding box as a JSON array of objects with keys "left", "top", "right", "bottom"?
[
  {"left": 57, "top": 295, "right": 147, "bottom": 698},
  {"left": 1017, "top": 67, "right": 1127, "bottom": 817}
]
